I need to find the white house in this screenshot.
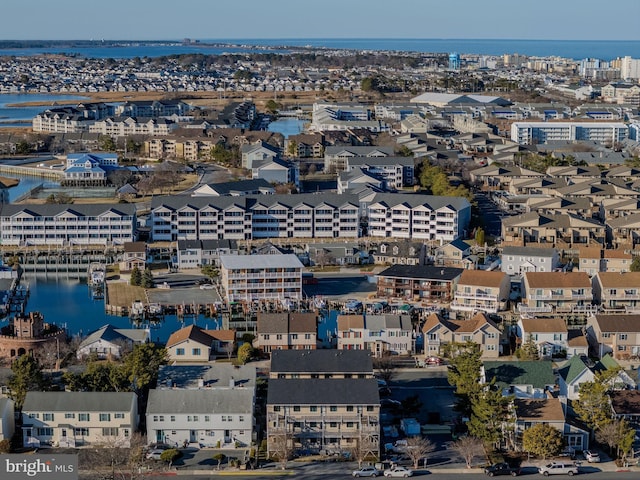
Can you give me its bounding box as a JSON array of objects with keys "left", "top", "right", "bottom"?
[
  {"left": 77, "top": 324, "right": 149, "bottom": 360},
  {"left": 0, "top": 396, "right": 15, "bottom": 442},
  {"left": 517, "top": 317, "right": 588, "bottom": 359},
  {"left": 146, "top": 389, "right": 254, "bottom": 448},
  {"left": 22, "top": 392, "right": 138, "bottom": 448},
  {"left": 501, "top": 246, "right": 559, "bottom": 276}
]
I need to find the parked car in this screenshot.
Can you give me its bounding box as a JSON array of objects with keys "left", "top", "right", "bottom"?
[
  {"left": 583, "top": 450, "right": 600, "bottom": 463},
  {"left": 146, "top": 449, "right": 165, "bottom": 461},
  {"left": 352, "top": 466, "right": 381, "bottom": 477},
  {"left": 425, "top": 356, "right": 444, "bottom": 366},
  {"left": 384, "top": 466, "right": 413, "bottom": 477},
  {"left": 199, "top": 283, "right": 215, "bottom": 290},
  {"left": 484, "top": 462, "right": 520, "bottom": 476},
  {"left": 537, "top": 462, "right": 578, "bottom": 476}
]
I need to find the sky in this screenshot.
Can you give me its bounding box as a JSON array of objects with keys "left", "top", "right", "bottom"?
[{"left": 2, "top": 0, "right": 639, "bottom": 41}]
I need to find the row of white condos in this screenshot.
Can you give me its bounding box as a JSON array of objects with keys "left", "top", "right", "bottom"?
[{"left": 150, "top": 193, "right": 471, "bottom": 242}]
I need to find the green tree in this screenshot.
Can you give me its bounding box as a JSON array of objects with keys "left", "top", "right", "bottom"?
[
  {"left": 522, "top": 423, "right": 563, "bottom": 459},
  {"left": 99, "top": 135, "right": 117, "bottom": 152},
  {"left": 467, "top": 384, "right": 513, "bottom": 447},
  {"left": 596, "top": 418, "right": 635, "bottom": 460},
  {"left": 63, "top": 361, "right": 129, "bottom": 392},
  {"left": 574, "top": 367, "right": 620, "bottom": 431},
  {"left": 201, "top": 265, "right": 219, "bottom": 280},
  {"left": 160, "top": 448, "right": 182, "bottom": 466},
  {"left": 474, "top": 228, "right": 485, "bottom": 246},
  {"left": 130, "top": 266, "right": 142, "bottom": 286},
  {"left": 631, "top": 256, "right": 640, "bottom": 272},
  {"left": 122, "top": 343, "right": 168, "bottom": 393},
  {"left": 265, "top": 99, "right": 280, "bottom": 114},
  {"left": 212, "top": 453, "right": 226, "bottom": 470},
  {"left": 396, "top": 145, "right": 414, "bottom": 157},
  {"left": 15, "top": 140, "right": 32, "bottom": 155},
  {"left": 237, "top": 343, "right": 253, "bottom": 365},
  {"left": 446, "top": 341, "right": 483, "bottom": 416},
  {"left": 141, "top": 268, "right": 155, "bottom": 288},
  {"left": 8, "top": 355, "right": 45, "bottom": 409},
  {"left": 516, "top": 335, "right": 540, "bottom": 361}
]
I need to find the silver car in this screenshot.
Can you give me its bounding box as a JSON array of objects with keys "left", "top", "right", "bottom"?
[{"left": 538, "top": 462, "right": 578, "bottom": 476}]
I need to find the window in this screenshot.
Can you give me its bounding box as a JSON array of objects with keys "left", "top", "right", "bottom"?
[
  {"left": 74, "top": 428, "right": 89, "bottom": 436},
  {"left": 293, "top": 406, "right": 300, "bottom": 412},
  {"left": 310, "top": 406, "right": 317, "bottom": 412},
  {"left": 193, "top": 416, "right": 199, "bottom": 422},
  {"left": 123, "top": 429, "right": 130, "bottom": 438},
  {"left": 176, "top": 348, "right": 185, "bottom": 356},
  {"left": 205, "top": 416, "right": 210, "bottom": 422},
  {"left": 274, "top": 406, "right": 281, "bottom": 412},
  {"left": 64, "top": 413, "right": 75, "bottom": 419},
  {"left": 99, "top": 413, "right": 111, "bottom": 422},
  {"left": 79, "top": 413, "right": 90, "bottom": 422},
  {"left": 114, "top": 413, "right": 125, "bottom": 419},
  {"left": 366, "top": 406, "right": 374, "bottom": 412},
  {"left": 239, "top": 416, "right": 244, "bottom": 422},
  {"left": 102, "top": 428, "right": 118, "bottom": 436},
  {"left": 170, "top": 416, "right": 175, "bottom": 422},
  {"left": 346, "top": 406, "right": 354, "bottom": 412},
  {"left": 38, "top": 427, "right": 53, "bottom": 436},
  {"left": 43, "top": 413, "right": 54, "bottom": 421},
  {"left": 620, "top": 334, "right": 628, "bottom": 340},
  {"left": 329, "top": 406, "right": 337, "bottom": 412},
  {"left": 192, "top": 348, "right": 201, "bottom": 356}
]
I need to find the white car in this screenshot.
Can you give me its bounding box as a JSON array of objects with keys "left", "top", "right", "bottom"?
[
  {"left": 145, "top": 449, "right": 165, "bottom": 461},
  {"left": 537, "top": 462, "right": 578, "bottom": 476},
  {"left": 583, "top": 450, "right": 600, "bottom": 463},
  {"left": 352, "top": 466, "right": 380, "bottom": 477},
  {"left": 384, "top": 466, "right": 413, "bottom": 477},
  {"left": 199, "top": 283, "right": 215, "bottom": 290}
]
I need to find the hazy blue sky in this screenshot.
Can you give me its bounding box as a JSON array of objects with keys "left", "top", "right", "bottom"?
[{"left": 3, "top": 0, "right": 639, "bottom": 41}]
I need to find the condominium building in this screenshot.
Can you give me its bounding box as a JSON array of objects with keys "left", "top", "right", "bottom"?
[
  {"left": 510, "top": 122, "right": 628, "bottom": 145},
  {"left": 219, "top": 254, "right": 304, "bottom": 302},
  {"left": 150, "top": 192, "right": 470, "bottom": 243},
  {"left": 0, "top": 203, "right": 136, "bottom": 246}
]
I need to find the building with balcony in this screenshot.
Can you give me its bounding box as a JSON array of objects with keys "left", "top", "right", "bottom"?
[
  {"left": 422, "top": 312, "right": 501, "bottom": 358},
  {"left": 510, "top": 122, "right": 628, "bottom": 145},
  {"left": 219, "top": 254, "right": 303, "bottom": 302},
  {"left": 255, "top": 312, "right": 318, "bottom": 353},
  {"left": 520, "top": 272, "right": 595, "bottom": 317},
  {"left": 517, "top": 317, "right": 588, "bottom": 359},
  {"left": 501, "top": 212, "right": 605, "bottom": 248},
  {"left": 376, "top": 265, "right": 463, "bottom": 303},
  {"left": 593, "top": 272, "right": 640, "bottom": 314},
  {"left": 0, "top": 203, "right": 136, "bottom": 247},
  {"left": 585, "top": 314, "right": 640, "bottom": 359},
  {"left": 269, "top": 349, "right": 375, "bottom": 380},
  {"left": 501, "top": 246, "right": 559, "bottom": 276},
  {"left": 22, "top": 392, "right": 138, "bottom": 448},
  {"left": 337, "top": 314, "right": 413, "bottom": 357},
  {"left": 451, "top": 270, "right": 510, "bottom": 316}
]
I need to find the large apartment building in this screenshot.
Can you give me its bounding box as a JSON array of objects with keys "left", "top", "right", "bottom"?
[
  {"left": 150, "top": 193, "right": 470, "bottom": 242},
  {"left": 510, "top": 122, "right": 628, "bottom": 145},
  {"left": 0, "top": 203, "right": 137, "bottom": 246}
]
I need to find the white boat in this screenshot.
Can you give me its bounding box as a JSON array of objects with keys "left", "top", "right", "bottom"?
[
  {"left": 130, "top": 300, "right": 145, "bottom": 318},
  {"left": 88, "top": 263, "right": 105, "bottom": 287}
]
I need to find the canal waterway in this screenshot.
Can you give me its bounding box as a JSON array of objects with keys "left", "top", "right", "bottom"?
[{"left": 0, "top": 93, "right": 89, "bottom": 127}]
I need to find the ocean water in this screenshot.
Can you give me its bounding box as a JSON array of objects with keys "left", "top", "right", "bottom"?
[
  {"left": 1, "top": 39, "right": 638, "bottom": 60},
  {"left": 0, "top": 93, "right": 90, "bottom": 127}
]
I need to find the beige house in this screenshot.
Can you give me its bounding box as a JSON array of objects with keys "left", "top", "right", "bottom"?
[
  {"left": 450, "top": 270, "right": 510, "bottom": 317},
  {"left": 336, "top": 314, "right": 413, "bottom": 357},
  {"left": 607, "top": 213, "right": 640, "bottom": 248},
  {"left": 579, "top": 247, "right": 603, "bottom": 276},
  {"left": 593, "top": 272, "right": 640, "bottom": 313},
  {"left": 520, "top": 272, "right": 595, "bottom": 317},
  {"left": 586, "top": 314, "right": 640, "bottom": 359},
  {"left": 422, "top": 312, "right": 501, "bottom": 358},
  {"left": 166, "top": 325, "right": 235, "bottom": 362},
  {"left": 517, "top": 317, "right": 588, "bottom": 359},
  {"left": 502, "top": 212, "right": 606, "bottom": 248},
  {"left": 255, "top": 312, "right": 318, "bottom": 354},
  {"left": 119, "top": 241, "right": 147, "bottom": 272},
  {"left": 22, "top": 392, "right": 138, "bottom": 448}
]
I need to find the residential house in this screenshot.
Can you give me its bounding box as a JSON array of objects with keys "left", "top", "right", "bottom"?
[
  {"left": 609, "top": 391, "right": 640, "bottom": 423},
  {"left": 285, "top": 133, "right": 325, "bottom": 158},
  {"left": 344, "top": 156, "right": 415, "bottom": 190},
  {"left": 219, "top": 254, "right": 304, "bottom": 302},
  {"left": 156, "top": 364, "right": 257, "bottom": 390},
  {"left": 516, "top": 317, "right": 588, "bottom": 359},
  {"left": 241, "top": 141, "right": 280, "bottom": 169},
  {"left": 269, "top": 349, "right": 375, "bottom": 379},
  {"left": 76, "top": 324, "right": 149, "bottom": 360},
  {"left": 434, "top": 239, "right": 471, "bottom": 267},
  {"left": 482, "top": 361, "right": 556, "bottom": 399},
  {"left": 255, "top": 312, "right": 318, "bottom": 353},
  {"left": 307, "top": 243, "right": 364, "bottom": 266},
  {"left": 166, "top": 325, "right": 235, "bottom": 362},
  {"left": 422, "top": 312, "right": 501, "bottom": 358},
  {"left": 602, "top": 250, "right": 633, "bottom": 273},
  {"left": 501, "top": 212, "right": 606, "bottom": 248},
  {"left": 337, "top": 314, "right": 414, "bottom": 357},
  {"left": 514, "top": 398, "right": 589, "bottom": 452},
  {"left": 592, "top": 272, "right": 640, "bottom": 314},
  {"left": 146, "top": 388, "right": 254, "bottom": 448},
  {"left": 251, "top": 158, "right": 299, "bottom": 187},
  {"left": 469, "top": 165, "right": 545, "bottom": 191},
  {"left": 323, "top": 146, "right": 394, "bottom": 173},
  {"left": 0, "top": 396, "right": 15, "bottom": 442},
  {"left": 579, "top": 247, "right": 604, "bottom": 276},
  {"left": 192, "top": 179, "right": 275, "bottom": 197},
  {"left": 608, "top": 213, "right": 640, "bottom": 248},
  {"left": 501, "top": 246, "right": 559, "bottom": 276},
  {"left": 585, "top": 314, "right": 640, "bottom": 359},
  {"left": 337, "top": 168, "right": 385, "bottom": 194},
  {"left": 119, "top": 241, "right": 147, "bottom": 272},
  {"left": 175, "top": 239, "right": 238, "bottom": 269},
  {"left": 519, "top": 272, "right": 595, "bottom": 317},
  {"left": 450, "top": 270, "right": 510, "bottom": 316},
  {"left": 376, "top": 265, "right": 463, "bottom": 302},
  {"left": 22, "top": 392, "right": 138, "bottom": 448},
  {"left": 375, "top": 241, "right": 426, "bottom": 266},
  {"left": 558, "top": 354, "right": 634, "bottom": 401}
]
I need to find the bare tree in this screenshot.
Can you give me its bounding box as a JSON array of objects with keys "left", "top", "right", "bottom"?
[
  {"left": 268, "top": 431, "right": 293, "bottom": 470},
  {"left": 405, "top": 436, "right": 435, "bottom": 469},
  {"left": 34, "top": 339, "right": 62, "bottom": 371},
  {"left": 373, "top": 356, "right": 396, "bottom": 384},
  {"left": 82, "top": 434, "right": 132, "bottom": 480},
  {"left": 350, "top": 432, "right": 380, "bottom": 468},
  {"left": 449, "top": 435, "right": 483, "bottom": 469}
]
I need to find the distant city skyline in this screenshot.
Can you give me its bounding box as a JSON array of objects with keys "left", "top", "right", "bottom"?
[{"left": 2, "top": 0, "right": 639, "bottom": 42}]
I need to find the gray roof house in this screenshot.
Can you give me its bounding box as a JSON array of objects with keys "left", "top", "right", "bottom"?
[
  {"left": 269, "top": 349, "right": 374, "bottom": 378},
  {"left": 77, "top": 324, "right": 149, "bottom": 360}
]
